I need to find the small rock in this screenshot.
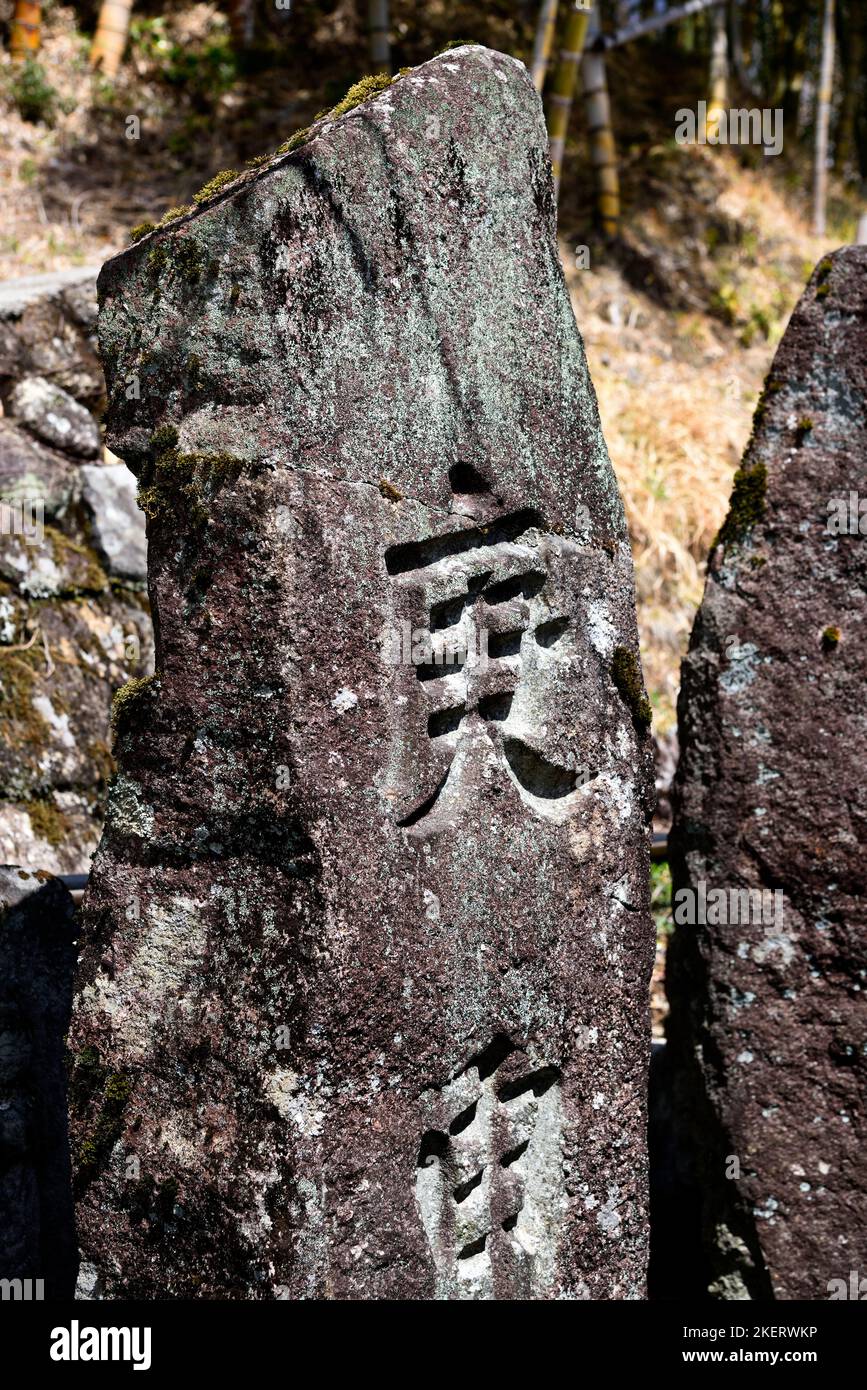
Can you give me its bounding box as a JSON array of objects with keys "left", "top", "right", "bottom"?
[
  {"left": 0, "top": 419, "right": 78, "bottom": 518},
  {"left": 9, "top": 376, "right": 101, "bottom": 459},
  {"left": 80, "top": 463, "right": 147, "bottom": 582}
]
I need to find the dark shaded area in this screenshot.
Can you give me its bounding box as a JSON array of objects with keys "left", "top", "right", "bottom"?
[{"left": 0, "top": 869, "right": 78, "bottom": 1299}]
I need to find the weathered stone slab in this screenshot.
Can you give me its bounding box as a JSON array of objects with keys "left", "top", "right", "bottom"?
[
  {"left": 69, "top": 47, "right": 654, "bottom": 1300},
  {"left": 0, "top": 868, "right": 78, "bottom": 1299},
  {"left": 667, "top": 248, "right": 867, "bottom": 1300}
]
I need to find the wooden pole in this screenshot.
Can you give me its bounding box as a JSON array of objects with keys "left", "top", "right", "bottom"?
[
  {"left": 813, "top": 0, "right": 836, "bottom": 235},
  {"left": 531, "top": 0, "right": 560, "bottom": 93}
]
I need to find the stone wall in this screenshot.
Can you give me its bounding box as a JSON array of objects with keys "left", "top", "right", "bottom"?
[{"left": 0, "top": 270, "right": 152, "bottom": 875}]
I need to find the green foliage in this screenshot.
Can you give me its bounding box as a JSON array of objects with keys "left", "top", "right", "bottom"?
[
  {"left": 130, "top": 17, "right": 238, "bottom": 104},
  {"left": 8, "top": 58, "right": 60, "bottom": 126},
  {"left": 651, "top": 861, "right": 673, "bottom": 939}
]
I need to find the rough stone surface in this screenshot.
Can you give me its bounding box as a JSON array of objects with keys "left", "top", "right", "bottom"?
[
  {"left": 9, "top": 376, "right": 102, "bottom": 459},
  {"left": 0, "top": 275, "right": 153, "bottom": 874},
  {"left": 80, "top": 464, "right": 148, "bottom": 582},
  {"left": 0, "top": 270, "right": 103, "bottom": 410},
  {"left": 70, "top": 47, "right": 654, "bottom": 1300},
  {"left": 0, "top": 868, "right": 78, "bottom": 1298},
  {"left": 667, "top": 248, "right": 867, "bottom": 1300},
  {"left": 0, "top": 419, "right": 78, "bottom": 517}
]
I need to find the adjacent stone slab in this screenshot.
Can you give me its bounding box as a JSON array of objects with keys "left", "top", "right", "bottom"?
[
  {"left": 667, "top": 248, "right": 867, "bottom": 1300},
  {"left": 80, "top": 464, "right": 148, "bottom": 582},
  {"left": 9, "top": 376, "right": 101, "bottom": 459},
  {"left": 70, "top": 47, "right": 654, "bottom": 1300},
  {"left": 0, "top": 868, "right": 78, "bottom": 1298}
]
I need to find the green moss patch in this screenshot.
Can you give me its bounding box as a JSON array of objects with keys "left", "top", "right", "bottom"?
[
  {"left": 24, "top": 794, "right": 70, "bottom": 847},
  {"left": 137, "top": 429, "right": 246, "bottom": 526},
  {"left": 0, "top": 649, "right": 50, "bottom": 750},
  {"left": 815, "top": 257, "right": 833, "bottom": 298},
  {"left": 129, "top": 221, "right": 156, "bottom": 244},
  {"left": 192, "top": 169, "right": 240, "bottom": 206},
  {"left": 611, "top": 646, "right": 652, "bottom": 730},
  {"left": 159, "top": 204, "right": 194, "bottom": 227},
  {"left": 795, "top": 416, "right": 813, "bottom": 446},
  {"left": 714, "top": 460, "right": 768, "bottom": 550},
  {"left": 111, "top": 674, "right": 156, "bottom": 736},
  {"left": 74, "top": 1061, "right": 133, "bottom": 1195},
  {"left": 45, "top": 526, "right": 109, "bottom": 593},
  {"left": 327, "top": 72, "right": 393, "bottom": 120}
]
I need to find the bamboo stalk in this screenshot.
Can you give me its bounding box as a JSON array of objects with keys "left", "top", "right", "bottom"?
[
  {"left": 813, "top": 0, "right": 836, "bottom": 234},
  {"left": 545, "top": 1, "right": 592, "bottom": 199},
  {"left": 9, "top": 0, "right": 41, "bottom": 60},
  {"left": 90, "top": 0, "right": 134, "bottom": 80},
  {"left": 368, "top": 0, "right": 391, "bottom": 76},
  {"left": 227, "top": 0, "right": 255, "bottom": 52},
  {"left": 705, "top": 3, "right": 729, "bottom": 141},
  {"left": 581, "top": 5, "right": 620, "bottom": 236},
  {"left": 531, "top": 0, "right": 560, "bottom": 93}
]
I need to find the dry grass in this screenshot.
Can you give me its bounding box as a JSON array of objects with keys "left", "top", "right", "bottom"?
[{"left": 564, "top": 147, "right": 850, "bottom": 730}]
